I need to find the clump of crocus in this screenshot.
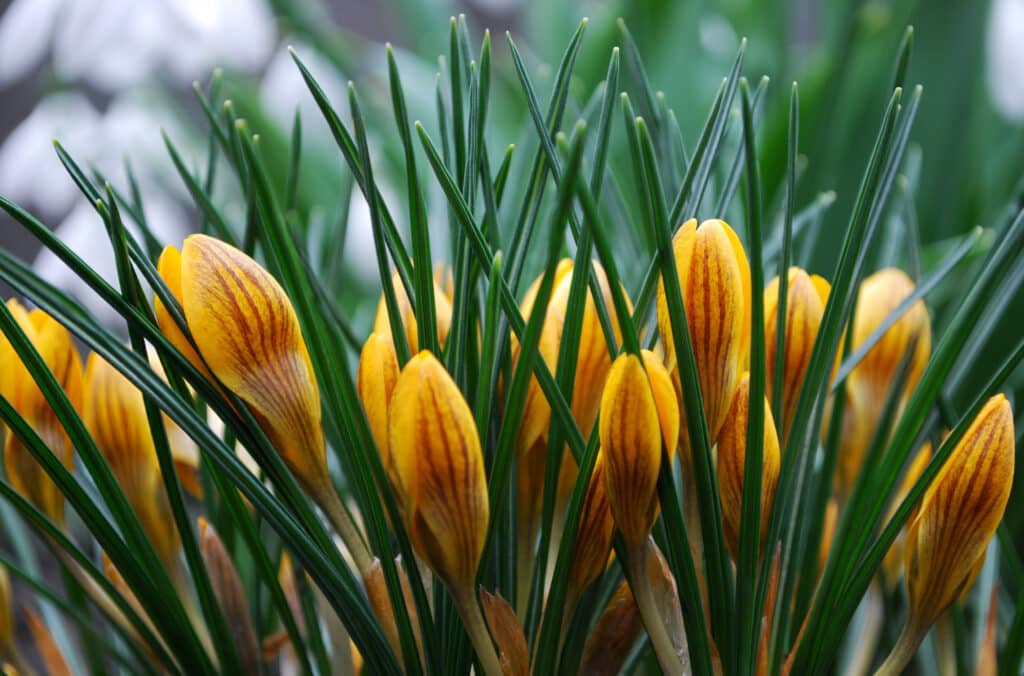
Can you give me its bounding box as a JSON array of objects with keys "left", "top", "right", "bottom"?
[
  {"left": 388, "top": 350, "right": 501, "bottom": 676},
  {"left": 156, "top": 235, "right": 371, "bottom": 574},
  {"left": 839, "top": 268, "right": 931, "bottom": 493},
  {"left": 599, "top": 349, "right": 683, "bottom": 673},
  {"left": 0, "top": 300, "right": 82, "bottom": 527},
  {"left": 716, "top": 372, "right": 781, "bottom": 559},
  {"left": 764, "top": 267, "right": 831, "bottom": 442},
  {"left": 877, "top": 395, "right": 1014, "bottom": 674}
]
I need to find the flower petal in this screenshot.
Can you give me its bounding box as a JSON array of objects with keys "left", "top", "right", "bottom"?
[
  {"left": 389, "top": 351, "right": 488, "bottom": 588},
  {"left": 179, "top": 234, "right": 327, "bottom": 496}
]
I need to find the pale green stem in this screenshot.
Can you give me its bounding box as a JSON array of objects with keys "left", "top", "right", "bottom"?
[
  {"left": 876, "top": 622, "right": 924, "bottom": 676},
  {"left": 453, "top": 585, "right": 504, "bottom": 676},
  {"left": 317, "top": 485, "right": 373, "bottom": 575},
  {"left": 628, "top": 541, "right": 684, "bottom": 675}
]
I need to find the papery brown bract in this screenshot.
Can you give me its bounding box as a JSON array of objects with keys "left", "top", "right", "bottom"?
[
  {"left": 364, "top": 558, "right": 423, "bottom": 665},
  {"left": 580, "top": 580, "right": 643, "bottom": 676},
  {"left": 388, "top": 351, "right": 488, "bottom": 589},
  {"left": 480, "top": 589, "right": 528, "bottom": 676},
  {"left": 198, "top": 518, "right": 260, "bottom": 674}
]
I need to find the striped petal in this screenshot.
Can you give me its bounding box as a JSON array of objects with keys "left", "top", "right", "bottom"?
[
  {"left": 657, "top": 219, "right": 751, "bottom": 464},
  {"left": 764, "top": 267, "right": 830, "bottom": 442},
  {"left": 882, "top": 442, "right": 932, "bottom": 589},
  {"left": 567, "top": 453, "right": 614, "bottom": 610},
  {"left": 388, "top": 351, "right": 488, "bottom": 589},
  {"left": 716, "top": 372, "right": 781, "bottom": 559},
  {"left": 179, "top": 234, "right": 328, "bottom": 499},
  {"left": 2, "top": 304, "right": 81, "bottom": 526},
  {"left": 374, "top": 270, "right": 454, "bottom": 352},
  {"left": 84, "top": 354, "right": 180, "bottom": 568},
  {"left": 904, "top": 395, "right": 1014, "bottom": 633},
  {"left": 357, "top": 331, "right": 400, "bottom": 486},
  {"left": 599, "top": 352, "right": 671, "bottom": 546}
]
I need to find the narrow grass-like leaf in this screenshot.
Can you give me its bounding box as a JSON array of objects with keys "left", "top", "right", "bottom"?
[
  {"left": 772, "top": 83, "right": 799, "bottom": 432},
  {"left": 736, "top": 77, "right": 767, "bottom": 676}
]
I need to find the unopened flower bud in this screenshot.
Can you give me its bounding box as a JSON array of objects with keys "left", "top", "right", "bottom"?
[
  {"left": 764, "top": 268, "right": 831, "bottom": 441},
  {"left": 389, "top": 351, "right": 488, "bottom": 590},
  {"left": 0, "top": 302, "right": 81, "bottom": 527},
  {"left": 357, "top": 332, "right": 400, "bottom": 485},
  {"left": 599, "top": 351, "right": 678, "bottom": 547},
  {"left": 716, "top": 373, "right": 781, "bottom": 559},
  {"left": 656, "top": 218, "right": 751, "bottom": 460}
]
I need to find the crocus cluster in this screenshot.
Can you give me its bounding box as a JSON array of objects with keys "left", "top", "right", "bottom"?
[{"left": 0, "top": 222, "right": 1013, "bottom": 675}]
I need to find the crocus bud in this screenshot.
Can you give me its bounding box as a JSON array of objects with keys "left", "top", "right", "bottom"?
[
  {"left": 566, "top": 454, "right": 615, "bottom": 612},
  {"left": 879, "top": 396, "right": 1014, "bottom": 674},
  {"left": 374, "top": 270, "right": 454, "bottom": 352},
  {"left": 764, "top": 268, "right": 831, "bottom": 441},
  {"left": 388, "top": 351, "right": 488, "bottom": 590},
  {"left": 850, "top": 269, "right": 931, "bottom": 407},
  {"left": 357, "top": 332, "right": 400, "bottom": 485},
  {"left": 154, "top": 245, "right": 211, "bottom": 381},
  {"left": 882, "top": 443, "right": 931, "bottom": 589},
  {"left": 656, "top": 218, "right": 751, "bottom": 462},
  {"left": 480, "top": 589, "right": 528, "bottom": 676},
  {"left": 84, "top": 354, "right": 180, "bottom": 569},
  {"left": 198, "top": 518, "right": 260, "bottom": 674},
  {"left": 0, "top": 302, "right": 82, "bottom": 527},
  {"left": 162, "top": 235, "right": 330, "bottom": 503},
  {"left": 842, "top": 269, "right": 931, "bottom": 488},
  {"left": 906, "top": 397, "right": 1012, "bottom": 623},
  {"left": 599, "top": 351, "right": 679, "bottom": 547},
  {"left": 716, "top": 373, "right": 781, "bottom": 559}
]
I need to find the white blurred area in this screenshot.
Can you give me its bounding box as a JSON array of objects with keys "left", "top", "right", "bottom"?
[
  {"left": 0, "top": 0, "right": 278, "bottom": 323},
  {"left": 988, "top": 0, "right": 1024, "bottom": 121}
]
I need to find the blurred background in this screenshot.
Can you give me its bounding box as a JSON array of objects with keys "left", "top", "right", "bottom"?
[{"left": 1, "top": 0, "right": 1022, "bottom": 466}]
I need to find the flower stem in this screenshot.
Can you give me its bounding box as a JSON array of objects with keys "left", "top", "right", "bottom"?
[
  {"left": 453, "top": 586, "right": 504, "bottom": 676},
  {"left": 317, "top": 486, "right": 373, "bottom": 574},
  {"left": 876, "top": 622, "right": 924, "bottom": 676},
  {"left": 628, "top": 541, "right": 684, "bottom": 675}
]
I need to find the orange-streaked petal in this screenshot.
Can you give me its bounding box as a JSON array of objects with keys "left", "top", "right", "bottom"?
[
  {"left": 84, "top": 353, "right": 180, "bottom": 567},
  {"left": 3, "top": 306, "right": 81, "bottom": 526},
  {"left": 374, "top": 270, "right": 454, "bottom": 353},
  {"left": 764, "top": 268, "right": 830, "bottom": 442},
  {"left": 357, "top": 332, "right": 400, "bottom": 484},
  {"left": 567, "top": 453, "right": 614, "bottom": 609},
  {"left": 656, "top": 219, "right": 751, "bottom": 463},
  {"left": 155, "top": 245, "right": 210, "bottom": 380},
  {"left": 180, "top": 234, "right": 328, "bottom": 499},
  {"left": 600, "top": 353, "right": 662, "bottom": 546},
  {"left": 882, "top": 443, "right": 932, "bottom": 589},
  {"left": 904, "top": 395, "right": 1014, "bottom": 634},
  {"left": 389, "top": 351, "right": 488, "bottom": 589},
  {"left": 716, "top": 372, "right": 781, "bottom": 559}
]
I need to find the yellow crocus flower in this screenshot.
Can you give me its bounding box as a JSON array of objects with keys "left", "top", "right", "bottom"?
[
  {"left": 1, "top": 300, "right": 82, "bottom": 527},
  {"left": 764, "top": 267, "right": 831, "bottom": 442},
  {"left": 656, "top": 218, "right": 751, "bottom": 460},
  {"left": 878, "top": 395, "right": 1014, "bottom": 674},
  {"left": 716, "top": 372, "right": 781, "bottom": 559}
]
